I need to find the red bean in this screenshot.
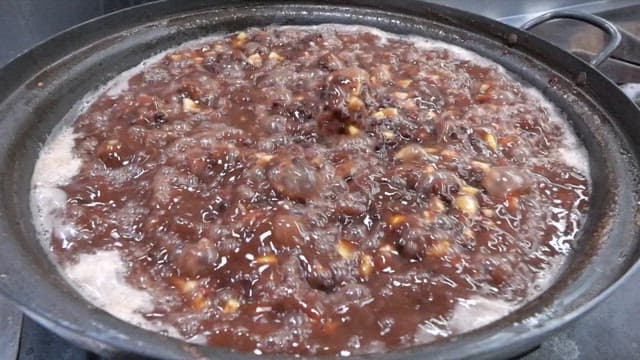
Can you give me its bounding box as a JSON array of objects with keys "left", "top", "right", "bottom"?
[
  {"left": 96, "top": 139, "right": 133, "bottom": 168},
  {"left": 271, "top": 213, "right": 305, "bottom": 247},
  {"left": 268, "top": 157, "right": 318, "bottom": 202},
  {"left": 482, "top": 167, "right": 533, "bottom": 200},
  {"left": 176, "top": 239, "right": 219, "bottom": 278}
]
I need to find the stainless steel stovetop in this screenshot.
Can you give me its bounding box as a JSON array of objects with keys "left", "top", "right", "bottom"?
[{"left": 0, "top": 1, "right": 638, "bottom": 359}]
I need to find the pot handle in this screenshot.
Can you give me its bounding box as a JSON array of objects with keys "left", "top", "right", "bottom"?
[{"left": 520, "top": 11, "right": 622, "bottom": 67}]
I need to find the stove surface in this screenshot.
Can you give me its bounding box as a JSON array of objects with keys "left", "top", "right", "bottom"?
[{"left": 0, "top": 1, "right": 638, "bottom": 359}]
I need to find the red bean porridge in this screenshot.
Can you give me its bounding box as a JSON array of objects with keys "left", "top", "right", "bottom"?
[{"left": 31, "top": 24, "right": 590, "bottom": 356}]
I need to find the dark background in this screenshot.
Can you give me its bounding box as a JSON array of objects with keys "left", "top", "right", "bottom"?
[{"left": 0, "top": 0, "right": 626, "bottom": 66}]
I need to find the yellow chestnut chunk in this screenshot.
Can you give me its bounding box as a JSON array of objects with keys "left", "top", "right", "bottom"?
[
  {"left": 172, "top": 278, "right": 198, "bottom": 293},
  {"left": 484, "top": 133, "right": 498, "bottom": 150},
  {"left": 233, "top": 32, "right": 248, "bottom": 47},
  {"left": 359, "top": 254, "right": 374, "bottom": 279},
  {"left": 388, "top": 214, "right": 407, "bottom": 227},
  {"left": 224, "top": 299, "right": 240, "bottom": 314},
  {"left": 255, "top": 254, "right": 278, "bottom": 265},
  {"left": 427, "top": 241, "right": 451, "bottom": 257},
  {"left": 247, "top": 53, "right": 262, "bottom": 67},
  {"left": 393, "top": 92, "right": 409, "bottom": 100},
  {"left": 182, "top": 98, "right": 199, "bottom": 113},
  {"left": 191, "top": 295, "right": 208, "bottom": 311},
  {"left": 346, "top": 124, "right": 361, "bottom": 136},
  {"left": 337, "top": 239, "right": 357, "bottom": 260},
  {"left": 471, "top": 160, "right": 491, "bottom": 172},
  {"left": 397, "top": 79, "right": 413, "bottom": 88},
  {"left": 481, "top": 208, "right": 495, "bottom": 217},
  {"left": 373, "top": 107, "right": 398, "bottom": 120},
  {"left": 268, "top": 51, "right": 284, "bottom": 62},
  {"left": 430, "top": 198, "right": 446, "bottom": 213},
  {"left": 348, "top": 95, "right": 365, "bottom": 112},
  {"left": 255, "top": 153, "right": 274, "bottom": 166},
  {"left": 461, "top": 185, "right": 481, "bottom": 195},
  {"left": 382, "top": 131, "right": 395, "bottom": 140},
  {"left": 394, "top": 144, "right": 433, "bottom": 163},
  {"left": 455, "top": 195, "right": 478, "bottom": 215}
]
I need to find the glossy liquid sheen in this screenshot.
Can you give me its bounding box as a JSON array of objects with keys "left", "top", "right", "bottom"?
[{"left": 31, "top": 25, "right": 590, "bottom": 355}]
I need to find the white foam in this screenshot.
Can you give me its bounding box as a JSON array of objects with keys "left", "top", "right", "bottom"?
[
  {"left": 30, "top": 130, "right": 180, "bottom": 338},
  {"left": 104, "top": 51, "right": 169, "bottom": 97},
  {"left": 66, "top": 250, "right": 180, "bottom": 337},
  {"left": 66, "top": 251, "right": 153, "bottom": 320},
  {"left": 448, "top": 296, "right": 516, "bottom": 333},
  {"left": 104, "top": 35, "right": 225, "bottom": 97},
  {"left": 521, "top": 87, "right": 590, "bottom": 175},
  {"left": 30, "top": 128, "right": 82, "bottom": 241},
  {"left": 30, "top": 128, "right": 81, "bottom": 189}
]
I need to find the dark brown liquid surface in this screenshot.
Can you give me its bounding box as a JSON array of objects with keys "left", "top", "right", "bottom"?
[{"left": 46, "top": 25, "right": 589, "bottom": 355}]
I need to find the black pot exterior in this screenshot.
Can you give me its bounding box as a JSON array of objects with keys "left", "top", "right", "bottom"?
[{"left": 0, "top": 1, "right": 639, "bottom": 359}]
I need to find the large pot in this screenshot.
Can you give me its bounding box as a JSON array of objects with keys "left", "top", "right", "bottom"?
[{"left": 0, "top": 1, "right": 639, "bottom": 359}]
